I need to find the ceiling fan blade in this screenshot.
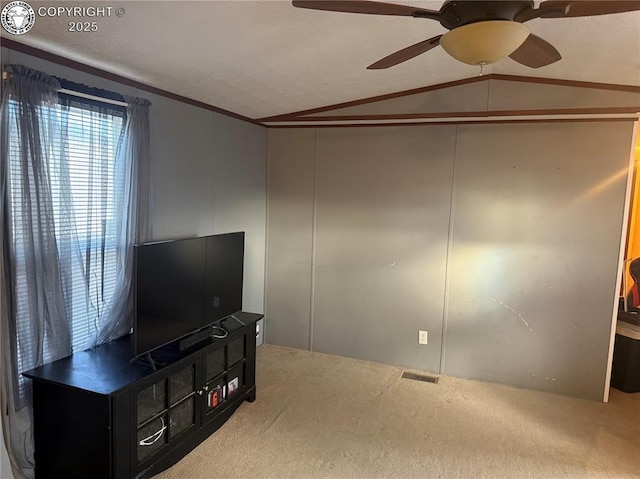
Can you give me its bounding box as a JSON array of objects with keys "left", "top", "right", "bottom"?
[
  {"left": 509, "top": 34, "right": 561, "bottom": 68},
  {"left": 292, "top": 1, "right": 441, "bottom": 20},
  {"left": 517, "top": 1, "right": 640, "bottom": 21},
  {"left": 367, "top": 35, "right": 442, "bottom": 70}
]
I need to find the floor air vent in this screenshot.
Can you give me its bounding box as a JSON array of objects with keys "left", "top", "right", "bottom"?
[{"left": 402, "top": 372, "right": 439, "bottom": 384}]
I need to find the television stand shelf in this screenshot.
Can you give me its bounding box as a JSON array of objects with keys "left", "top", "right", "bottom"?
[{"left": 23, "top": 311, "right": 262, "bottom": 479}]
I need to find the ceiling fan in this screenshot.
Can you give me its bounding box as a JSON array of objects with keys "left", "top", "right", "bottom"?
[{"left": 292, "top": 0, "right": 640, "bottom": 69}]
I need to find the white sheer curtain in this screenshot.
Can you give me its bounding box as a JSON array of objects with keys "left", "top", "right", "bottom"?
[
  {"left": 95, "top": 94, "right": 153, "bottom": 343},
  {"left": 1, "top": 64, "right": 66, "bottom": 479},
  {"left": 1, "top": 64, "right": 151, "bottom": 479}
]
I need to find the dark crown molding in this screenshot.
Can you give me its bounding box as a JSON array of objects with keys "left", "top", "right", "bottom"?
[{"left": 260, "top": 73, "right": 640, "bottom": 123}]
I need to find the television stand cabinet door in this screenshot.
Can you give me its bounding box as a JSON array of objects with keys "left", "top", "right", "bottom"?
[{"left": 23, "top": 312, "right": 262, "bottom": 479}]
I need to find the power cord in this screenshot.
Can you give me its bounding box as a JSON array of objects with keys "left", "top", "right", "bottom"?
[{"left": 211, "top": 325, "right": 228, "bottom": 339}]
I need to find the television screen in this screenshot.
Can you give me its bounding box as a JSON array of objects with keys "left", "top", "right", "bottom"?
[
  {"left": 134, "top": 237, "right": 206, "bottom": 356},
  {"left": 204, "top": 233, "right": 245, "bottom": 324},
  {"left": 133, "top": 232, "right": 244, "bottom": 357}
]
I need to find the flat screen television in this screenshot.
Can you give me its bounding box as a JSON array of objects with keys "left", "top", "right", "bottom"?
[{"left": 134, "top": 232, "right": 244, "bottom": 357}]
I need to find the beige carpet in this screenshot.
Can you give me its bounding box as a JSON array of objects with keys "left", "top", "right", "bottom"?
[{"left": 156, "top": 344, "right": 640, "bottom": 479}]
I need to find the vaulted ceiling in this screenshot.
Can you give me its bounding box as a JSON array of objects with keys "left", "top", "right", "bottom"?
[{"left": 3, "top": 1, "right": 640, "bottom": 120}]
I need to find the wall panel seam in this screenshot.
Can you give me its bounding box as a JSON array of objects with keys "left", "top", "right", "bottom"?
[
  {"left": 211, "top": 112, "right": 216, "bottom": 235},
  {"left": 440, "top": 125, "right": 458, "bottom": 374},
  {"left": 263, "top": 132, "right": 271, "bottom": 344},
  {"left": 309, "top": 129, "right": 319, "bottom": 351}
]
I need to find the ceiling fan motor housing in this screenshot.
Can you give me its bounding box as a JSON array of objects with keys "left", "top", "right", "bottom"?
[{"left": 437, "top": 0, "right": 535, "bottom": 29}]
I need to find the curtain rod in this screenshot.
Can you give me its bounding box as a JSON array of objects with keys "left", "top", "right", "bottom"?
[
  {"left": 2, "top": 70, "right": 129, "bottom": 107},
  {"left": 58, "top": 88, "right": 128, "bottom": 107}
]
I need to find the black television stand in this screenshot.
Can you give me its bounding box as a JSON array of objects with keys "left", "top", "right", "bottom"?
[
  {"left": 23, "top": 311, "right": 262, "bottom": 479},
  {"left": 179, "top": 325, "right": 216, "bottom": 351},
  {"left": 128, "top": 351, "right": 171, "bottom": 371}
]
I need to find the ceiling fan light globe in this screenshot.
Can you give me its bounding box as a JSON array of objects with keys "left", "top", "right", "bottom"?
[{"left": 440, "top": 21, "right": 530, "bottom": 65}]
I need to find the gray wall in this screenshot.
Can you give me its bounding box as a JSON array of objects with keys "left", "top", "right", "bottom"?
[
  {"left": 265, "top": 130, "right": 316, "bottom": 349},
  {"left": 211, "top": 114, "right": 267, "bottom": 342},
  {"left": 445, "top": 122, "right": 631, "bottom": 399},
  {"left": 266, "top": 121, "right": 635, "bottom": 400},
  {"left": 1, "top": 47, "right": 268, "bottom": 336},
  {"left": 312, "top": 127, "right": 455, "bottom": 373}
]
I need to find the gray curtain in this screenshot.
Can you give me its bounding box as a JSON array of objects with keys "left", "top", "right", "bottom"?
[
  {"left": 95, "top": 95, "right": 152, "bottom": 343},
  {"left": 1, "top": 64, "right": 151, "bottom": 479},
  {"left": 1, "top": 65, "right": 68, "bottom": 479}
]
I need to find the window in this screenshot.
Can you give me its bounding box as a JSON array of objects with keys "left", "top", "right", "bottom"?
[{"left": 6, "top": 94, "right": 126, "bottom": 401}]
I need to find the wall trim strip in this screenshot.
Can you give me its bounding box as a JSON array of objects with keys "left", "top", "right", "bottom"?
[
  {"left": 266, "top": 117, "right": 638, "bottom": 129},
  {"left": 259, "top": 74, "right": 640, "bottom": 122},
  {"left": 309, "top": 129, "right": 319, "bottom": 352},
  {"left": 440, "top": 125, "right": 458, "bottom": 375},
  {"left": 259, "top": 76, "right": 490, "bottom": 121},
  {"left": 265, "top": 107, "right": 640, "bottom": 124}
]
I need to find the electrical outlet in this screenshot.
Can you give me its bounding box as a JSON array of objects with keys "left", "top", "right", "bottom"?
[{"left": 419, "top": 330, "right": 428, "bottom": 345}]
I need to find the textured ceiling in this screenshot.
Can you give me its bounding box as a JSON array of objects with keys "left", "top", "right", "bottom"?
[{"left": 2, "top": 1, "right": 640, "bottom": 120}]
